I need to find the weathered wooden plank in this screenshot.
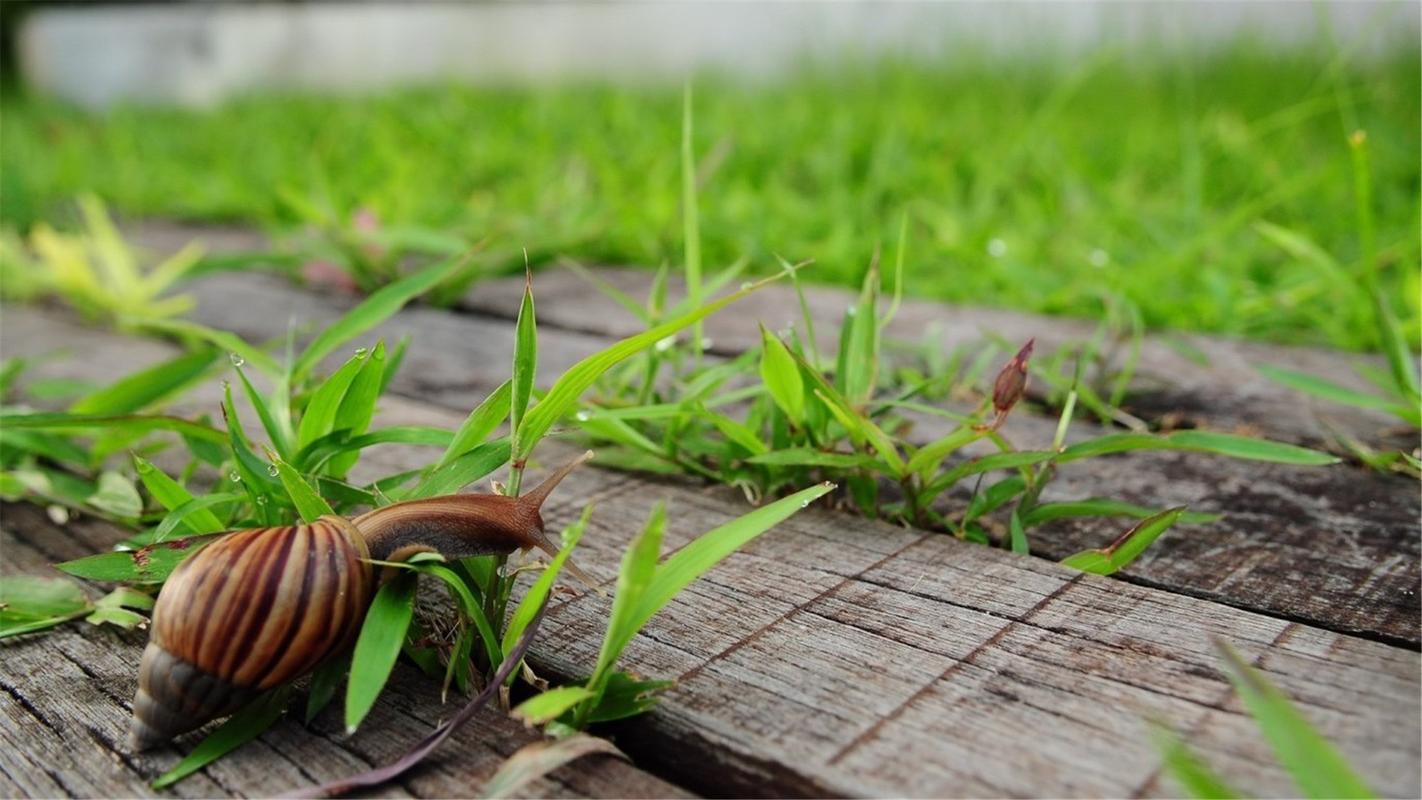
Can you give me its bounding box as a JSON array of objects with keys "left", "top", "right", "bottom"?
[
  {"left": 123, "top": 220, "right": 1408, "bottom": 452},
  {"left": 5, "top": 275, "right": 1418, "bottom": 645},
  {"left": 2, "top": 302, "right": 1417, "bottom": 796},
  {"left": 182, "top": 273, "right": 1422, "bottom": 644},
  {"left": 0, "top": 507, "right": 691, "bottom": 800},
  {"left": 457, "top": 265, "right": 1412, "bottom": 453}
]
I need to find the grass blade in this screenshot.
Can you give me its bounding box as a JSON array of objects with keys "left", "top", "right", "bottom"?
[
  {"left": 411, "top": 439, "right": 511, "bottom": 499},
  {"left": 1154, "top": 727, "right": 1240, "bottom": 799},
  {"left": 293, "top": 253, "right": 469, "bottom": 381},
  {"left": 1059, "top": 431, "right": 1338, "bottom": 466},
  {"left": 271, "top": 457, "right": 335, "bottom": 523},
  {"left": 345, "top": 571, "right": 417, "bottom": 733},
  {"left": 132, "top": 454, "right": 224, "bottom": 534},
  {"left": 1060, "top": 506, "right": 1187, "bottom": 575},
  {"left": 151, "top": 688, "right": 291, "bottom": 789},
  {"left": 1214, "top": 639, "right": 1373, "bottom": 799},
  {"left": 69, "top": 349, "right": 218, "bottom": 415},
  {"left": 142, "top": 319, "right": 283, "bottom": 377},
  {"left": 1257, "top": 365, "right": 1404, "bottom": 414},
  {"left": 760, "top": 326, "right": 806, "bottom": 425},
  {"left": 514, "top": 272, "right": 784, "bottom": 460},
  {"left": 682, "top": 82, "right": 703, "bottom": 364},
  {"left": 438, "top": 381, "right": 512, "bottom": 469},
  {"left": 510, "top": 274, "right": 537, "bottom": 455}
]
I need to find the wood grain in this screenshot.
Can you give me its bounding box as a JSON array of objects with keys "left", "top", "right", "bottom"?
[
  {"left": 0, "top": 506, "right": 689, "bottom": 800},
  {"left": 112, "top": 267, "right": 1422, "bottom": 643}
]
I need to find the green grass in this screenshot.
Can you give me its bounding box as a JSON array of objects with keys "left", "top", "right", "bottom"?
[{"left": 2, "top": 41, "right": 1418, "bottom": 350}]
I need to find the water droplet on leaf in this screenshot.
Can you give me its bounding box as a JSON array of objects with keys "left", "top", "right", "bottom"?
[
  {"left": 229, "top": 470, "right": 242, "bottom": 482},
  {"left": 267, "top": 464, "right": 280, "bottom": 477},
  {"left": 229, "top": 352, "right": 246, "bottom": 367}
]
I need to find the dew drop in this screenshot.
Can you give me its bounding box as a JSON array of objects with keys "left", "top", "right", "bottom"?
[
  {"left": 229, "top": 352, "right": 246, "bottom": 367},
  {"left": 654, "top": 335, "right": 676, "bottom": 353},
  {"left": 353, "top": 347, "right": 369, "bottom": 359},
  {"left": 987, "top": 238, "right": 1008, "bottom": 258},
  {"left": 221, "top": 380, "right": 231, "bottom": 390},
  {"left": 255, "top": 495, "right": 269, "bottom": 506},
  {"left": 134, "top": 459, "right": 152, "bottom": 474},
  {"left": 229, "top": 470, "right": 243, "bottom": 482},
  {"left": 267, "top": 464, "right": 281, "bottom": 477},
  {"left": 739, "top": 281, "right": 754, "bottom": 291},
  {"left": 574, "top": 410, "right": 590, "bottom": 422}
]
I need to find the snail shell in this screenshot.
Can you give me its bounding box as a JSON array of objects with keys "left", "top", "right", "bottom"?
[
  {"left": 128, "top": 451, "right": 594, "bottom": 750},
  {"left": 130, "top": 516, "right": 372, "bottom": 750}
]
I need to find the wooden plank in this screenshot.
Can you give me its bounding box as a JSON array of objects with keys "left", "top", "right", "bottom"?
[
  {"left": 457, "top": 265, "right": 1412, "bottom": 453},
  {"left": 185, "top": 272, "right": 1420, "bottom": 644},
  {"left": 5, "top": 276, "right": 1418, "bottom": 644},
  {"left": 1, "top": 305, "right": 1417, "bottom": 797},
  {"left": 0, "top": 507, "right": 690, "bottom": 800},
  {"left": 122, "top": 220, "right": 1408, "bottom": 452}
]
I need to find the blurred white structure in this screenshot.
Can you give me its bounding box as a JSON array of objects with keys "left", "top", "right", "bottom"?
[{"left": 19, "top": 1, "right": 1419, "bottom": 108}]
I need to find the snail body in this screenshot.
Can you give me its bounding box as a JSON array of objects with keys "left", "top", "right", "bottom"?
[{"left": 130, "top": 452, "right": 593, "bottom": 750}]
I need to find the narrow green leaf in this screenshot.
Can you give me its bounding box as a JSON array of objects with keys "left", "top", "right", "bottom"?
[
  {"left": 306, "top": 654, "right": 350, "bottom": 723},
  {"left": 512, "top": 686, "right": 597, "bottom": 726},
  {"left": 1257, "top": 365, "right": 1403, "bottom": 414},
  {"left": 233, "top": 365, "right": 295, "bottom": 462},
  {"left": 906, "top": 425, "right": 985, "bottom": 477},
  {"left": 510, "top": 275, "right": 538, "bottom": 454},
  {"left": 704, "top": 408, "right": 769, "bottom": 455},
  {"left": 760, "top": 326, "right": 806, "bottom": 425},
  {"left": 345, "top": 572, "right": 417, "bottom": 733},
  {"left": 634, "top": 482, "right": 833, "bottom": 637},
  {"left": 1059, "top": 431, "right": 1339, "bottom": 466},
  {"left": 0, "top": 411, "right": 226, "bottom": 444},
  {"left": 439, "top": 381, "right": 511, "bottom": 469},
  {"left": 271, "top": 458, "right": 334, "bottom": 523},
  {"left": 412, "top": 439, "right": 511, "bottom": 499},
  {"left": 930, "top": 451, "right": 1056, "bottom": 494},
  {"left": 1008, "top": 509, "right": 1029, "bottom": 555},
  {"left": 1060, "top": 507, "right": 1187, "bottom": 575},
  {"left": 142, "top": 319, "right": 283, "bottom": 377},
  {"left": 151, "top": 688, "right": 291, "bottom": 789},
  {"left": 0, "top": 575, "right": 92, "bottom": 638},
  {"left": 1023, "top": 500, "right": 1218, "bottom": 527},
  {"left": 150, "top": 493, "right": 244, "bottom": 543},
  {"left": 298, "top": 426, "right": 453, "bottom": 473},
  {"left": 133, "top": 454, "right": 224, "bottom": 534},
  {"left": 1154, "top": 727, "right": 1241, "bottom": 799},
  {"left": 327, "top": 341, "right": 387, "bottom": 477},
  {"left": 681, "top": 82, "right": 703, "bottom": 364},
  {"left": 502, "top": 507, "right": 593, "bottom": 656},
  {"left": 293, "top": 254, "right": 469, "bottom": 381},
  {"left": 295, "top": 353, "right": 366, "bottom": 451},
  {"left": 1215, "top": 640, "right": 1374, "bottom": 799},
  {"left": 514, "top": 273, "right": 783, "bottom": 460},
  {"left": 70, "top": 349, "right": 218, "bottom": 415},
  {"left": 56, "top": 531, "right": 225, "bottom": 583},
  {"left": 745, "top": 448, "right": 877, "bottom": 469},
  {"left": 843, "top": 260, "right": 881, "bottom": 405}
]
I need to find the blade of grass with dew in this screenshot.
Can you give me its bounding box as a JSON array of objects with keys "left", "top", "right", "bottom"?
[
  {"left": 1060, "top": 507, "right": 1188, "bottom": 575},
  {"left": 132, "top": 454, "right": 224, "bottom": 534},
  {"left": 142, "top": 319, "right": 283, "bottom": 377},
  {"left": 1214, "top": 639, "right": 1373, "bottom": 799},
  {"left": 514, "top": 272, "right": 786, "bottom": 461},
  {"left": 271, "top": 457, "right": 334, "bottom": 523},
  {"left": 70, "top": 350, "right": 218, "bottom": 416},
  {"left": 438, "top": 380, "right": 511, "bottom": 468},
  {"left": 345, "top": 571, "right": 417, "bottom": 733},
  {"left": 327, "top": 341, "right": 387, "bottom": 477},
  {"left": 233, "top": 364, "right": 295, "bottom": 461},
  {"left": 510, "top": 272, "right": 537, "bottom": 455},
  {"left": 292, "top": 253, "right": 470, "bottom": 381},
  {"left": 151, "top": 688, "right": 292, "bottom": 789}
]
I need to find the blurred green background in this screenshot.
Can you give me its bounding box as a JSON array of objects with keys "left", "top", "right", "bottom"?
[{"left": 2, "top": 40, "right": 1418, "bottom": 351}]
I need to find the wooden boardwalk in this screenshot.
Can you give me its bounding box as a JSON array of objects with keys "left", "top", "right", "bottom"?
[{"left": 1, "top": 234, "right": 1417, "bottom": 797}]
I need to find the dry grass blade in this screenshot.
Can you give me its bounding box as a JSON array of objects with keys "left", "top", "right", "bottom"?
[{"left": 479, "top": 734, "right": 627, "bottom": 799}]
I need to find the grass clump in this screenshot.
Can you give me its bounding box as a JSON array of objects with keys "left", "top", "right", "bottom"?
[{"left": 3, "top": 42, "right": 1418, "bottom": 350}]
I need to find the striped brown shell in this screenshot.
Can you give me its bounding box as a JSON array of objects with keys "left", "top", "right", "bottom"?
[{"left": 130, "top": 516, "right": 373, "bottom": 750}]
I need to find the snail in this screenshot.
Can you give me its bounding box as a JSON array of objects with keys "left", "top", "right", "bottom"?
[{"left": 129, "top": 451, "right": 595, "bottom": 751}]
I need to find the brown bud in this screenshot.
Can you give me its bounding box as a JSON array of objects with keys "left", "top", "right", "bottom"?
[{"left": 988, "top": 338, "right": 1034, "bottom": 429}]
